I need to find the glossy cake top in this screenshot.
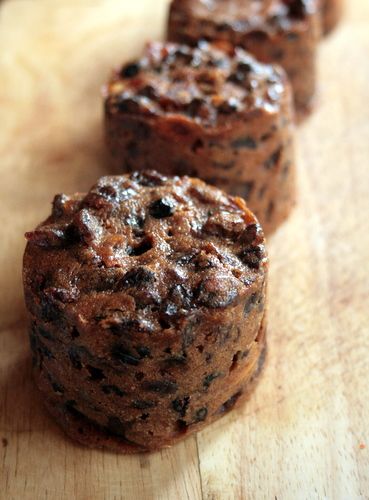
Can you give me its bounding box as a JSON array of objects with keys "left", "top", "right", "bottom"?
[
  {"left": 105, "top": 41, "right": 288, "bottom": 127},
  {"left": 24, "top": 171, "right": 267, "bottom": 342}
]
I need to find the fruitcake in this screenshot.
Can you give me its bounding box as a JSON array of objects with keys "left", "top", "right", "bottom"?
[
  {"left": 104, "top": 41, "right": 296, "bottom": 235},
  {"left": 321, "top": 0, "right": 342, "bottom": 34},
  {"left": 167, "top": 0, "right": 321, "bottom": 119},
  {"left": 23, "top": 171, "right": 268, "bottom": 453}
]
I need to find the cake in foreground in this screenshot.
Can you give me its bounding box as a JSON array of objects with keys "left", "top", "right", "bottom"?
[
  {"left": 105, "top": 41, "right": 296, "bottom": 235},
  {"left": 167, "top": 0, "right": 320, "bottom": 119},
  {"left": 23, "top": 171, "right": 268, "bottom": 453},
  {"left": 321, "top": 0, "right": 342, "bottom": 34}
]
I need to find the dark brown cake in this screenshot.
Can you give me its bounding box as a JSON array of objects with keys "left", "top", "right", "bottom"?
[
  {"left": 23, "top": 171, "right": 268, "bottom": 453},
  {"left": 167, "top": 0, "right": 321, "bottom": 119},
  {"left": 104, "top": 41, "right": 296, "bottom": 235},
  {"left": 321, "top": 0, "right": 342, "bottom": 34}
]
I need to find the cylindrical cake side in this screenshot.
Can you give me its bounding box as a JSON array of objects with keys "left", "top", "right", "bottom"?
[
  {"left": 40, "top": 318, "right": 266, "bottom": 453},
  {"left": 26, "top": 281, "right": 267, "bottom": 451},
  {"left": 23, "top": 172, "right": 268, "bottom": 453}
]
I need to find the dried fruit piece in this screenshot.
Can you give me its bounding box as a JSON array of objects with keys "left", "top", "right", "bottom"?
[
  {"left": 196, "top": 274, "right": 239, "bottom": 309},
  {"left": 231, "top": 136, "right": 257, "bottom": 149},
  {"left": 121, "top": 63, "right": 140, "bottom": 78},
  {"left": 194, "top": 407, "right": 208, "bottom": 422},
  {"left": 218, "top": 391, "right": 242, "bottom": 413},
  {"left": 172, "top": 396, "right": 190, "bottom": 417},
  {"left": 239, "top": 245, "right": 264, "bottom": 270},
  {"left": 107, "top": 417, "right": 126, "bottom": 437},
  {"left": 203, "top": 372, "right": 222, "bottom": 389},
  {"left": 111, "top": 345, "right": 141, "bottom": 366},
  {"left": 149, "top": 198, "right": 176, "bottom": 219},
  {"left": 121, "top": 267, "right": 155, "bottom": 288},
  {"left": 102, "top": 385, "right": 126, "bottom": 397},
  {"left": 142, "top": 380, "right": 178, "bottom": 394},
  {"left": 25, "top": 226, "right": 70, "bottom": 248},
  {"left": 132, "top": 400, "right": 156, "bottom": 410}
]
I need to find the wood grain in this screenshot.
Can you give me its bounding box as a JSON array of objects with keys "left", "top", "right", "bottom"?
[{"left": 0, "top": 0, "right": 368, "bottom": 499}]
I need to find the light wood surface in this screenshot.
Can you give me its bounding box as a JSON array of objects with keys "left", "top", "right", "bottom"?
[{"left": 1, "top": 1, "right": 368, "bottom": 499}]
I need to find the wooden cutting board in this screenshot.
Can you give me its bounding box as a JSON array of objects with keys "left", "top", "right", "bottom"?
[{"left": 1, "top": 0, "right": 368, "bottom": 498}]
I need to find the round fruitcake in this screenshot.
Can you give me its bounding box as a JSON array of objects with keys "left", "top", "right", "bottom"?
[
  {"left": 23, "top": 171, "right": 268, "bottom": 453},
  {"left": 167, "top": 0, "right": 321, "bottom": 119},
  {"left": 104, "top": 41, "right": 296, "bottom": 235}
]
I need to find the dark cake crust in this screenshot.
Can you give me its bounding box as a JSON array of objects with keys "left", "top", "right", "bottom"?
[
  {"left": 104, "top": 42, "right": 296, "bottom": 235},
  {"left": 167, "top": 0, "right": 321, "bottom": 119},
  {"left": 23, "top": 171, "right": 268, "bottom": 453}
]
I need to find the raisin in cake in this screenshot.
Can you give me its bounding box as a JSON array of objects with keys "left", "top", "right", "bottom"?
[
  {"left": 104, "top": 41, "right": 296, "bottom": 235},
  {"left": 23, "top": 171, "right": 268, "bottom": 453}
]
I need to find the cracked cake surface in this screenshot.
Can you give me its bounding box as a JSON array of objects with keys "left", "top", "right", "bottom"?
[{"left": 106, "top": 41, "right": 287, "bottom": 125}]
